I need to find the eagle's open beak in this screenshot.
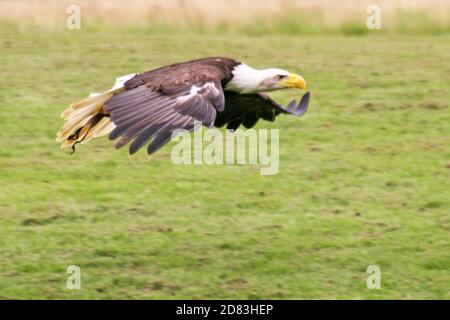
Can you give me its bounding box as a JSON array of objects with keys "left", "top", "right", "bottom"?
[{"left": 279, "top": 73, "right": 307, "bottom": 90}]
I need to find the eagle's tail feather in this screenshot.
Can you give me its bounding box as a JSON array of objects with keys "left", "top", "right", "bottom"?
[{"left": 56, "top": 88, "right": 122, "bottom": 151}]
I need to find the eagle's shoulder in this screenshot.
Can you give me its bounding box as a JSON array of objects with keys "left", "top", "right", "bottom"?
[{"left": 124, "top": 57, "right": 240, "bottom": 90}]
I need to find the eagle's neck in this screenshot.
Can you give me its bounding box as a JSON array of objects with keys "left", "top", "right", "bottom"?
[{"left": 225, "top": 63, "right": 270, "bottom": 94}]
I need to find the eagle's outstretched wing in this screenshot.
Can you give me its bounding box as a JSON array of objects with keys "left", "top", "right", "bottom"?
[
  {"left": 102, "top": 58, "right": 238, "bottom": 155},
  {"left": 215, "top": 91, "right": 310, "bottom": 130},
  {"left": 105, "top": 80, "right": 225, "bottom": 155}
]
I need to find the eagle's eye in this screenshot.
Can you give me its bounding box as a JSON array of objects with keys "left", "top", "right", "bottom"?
[{"left": 276, "top": 75, "right": 287, "bottom": 80}]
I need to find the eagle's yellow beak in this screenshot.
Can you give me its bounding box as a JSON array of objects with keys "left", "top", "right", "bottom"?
[{"left": 279, "top": 73, "right": 307, "bottom": 90}]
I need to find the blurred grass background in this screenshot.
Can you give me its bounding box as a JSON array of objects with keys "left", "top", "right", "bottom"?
[
  {"left": 0, "top": 0, "right": 449, "bottom": 299},
  {"left": 1, "top": 0, "right": 450, "bottom": 35}
]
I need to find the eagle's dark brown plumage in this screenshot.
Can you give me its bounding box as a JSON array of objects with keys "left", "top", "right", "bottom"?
[{"left": 57, "top": 57, "right": 310, "bottom": 155}]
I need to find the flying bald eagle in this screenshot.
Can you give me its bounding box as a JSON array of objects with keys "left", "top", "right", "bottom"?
[{"left": 57, "top": 57, "right": 310, "bottom": 155}]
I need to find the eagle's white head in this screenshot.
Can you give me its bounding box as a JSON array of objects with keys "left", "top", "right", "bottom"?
[{"left": 225, "top": 63, "right": 307, "bottom": 94}]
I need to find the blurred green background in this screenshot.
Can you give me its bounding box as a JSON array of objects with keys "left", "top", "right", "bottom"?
[{"left": 0, "top": 0, "right": 449, "bottom": 299}]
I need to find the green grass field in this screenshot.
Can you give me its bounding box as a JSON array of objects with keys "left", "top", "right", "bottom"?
[{"left": 0, "top": 29, "right": 449, "bottom": 299}]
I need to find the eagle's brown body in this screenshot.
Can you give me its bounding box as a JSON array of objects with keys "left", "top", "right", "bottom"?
[
  {"left": 57, "top": 57, "right": 309, "bottom": 155},
  {"left": 124, "top": 57, "right": 239, "bottom": 91}
]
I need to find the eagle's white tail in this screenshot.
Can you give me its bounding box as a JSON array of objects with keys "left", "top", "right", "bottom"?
[
  {"left": 56, "top": 88, "right": 121, "bottom": 151},
  {"left": 56, "top": 74, "right": 135, "bottom": 151}
]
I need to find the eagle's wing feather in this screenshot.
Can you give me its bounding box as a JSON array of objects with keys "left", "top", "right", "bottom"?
[
  {"left": 104, "top": 80, "right": 225, "bottom": 155},
  {"left": 215, "top": 91, "right": 310, "bottom": 130}
]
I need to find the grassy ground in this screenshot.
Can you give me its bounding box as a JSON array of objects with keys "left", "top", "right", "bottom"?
[{"left": 0, "top": 29, "right": 449, "bottom": 299}]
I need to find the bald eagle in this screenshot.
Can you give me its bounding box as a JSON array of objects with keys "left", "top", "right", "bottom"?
[{"left": 57, "top": 57, "right": 310, "bottom": 155}]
